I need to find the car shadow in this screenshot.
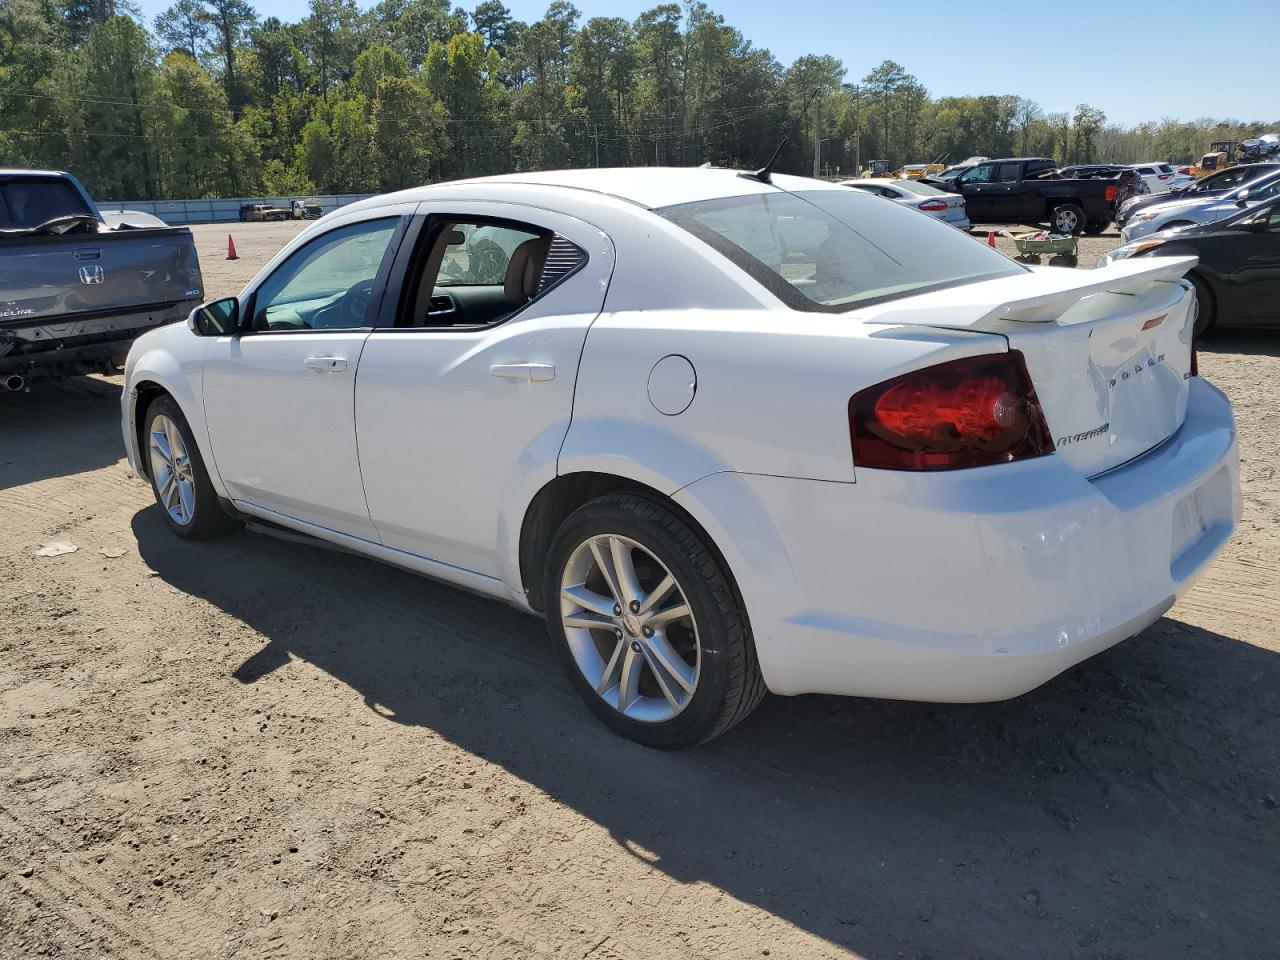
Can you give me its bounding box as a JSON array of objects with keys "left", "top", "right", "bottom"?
[
  {"left": 131, "top": 507, "right": 1280, "bottom": 959},
  {"left": 0, "top": 376, "right": 125, "bottom": 490},
  {"left": 1201, "top": 328, "right": 1280, "bottom": 358}
]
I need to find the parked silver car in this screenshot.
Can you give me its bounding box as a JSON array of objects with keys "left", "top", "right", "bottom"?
[
  {"left": 1120, "top": 169, "right": 1280, "bottom": 242},
  {"left": 839, "top": 178, "right": 971, "bottom": 229}
]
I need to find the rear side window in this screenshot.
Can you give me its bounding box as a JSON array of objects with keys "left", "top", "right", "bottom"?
[
  {"left": 0, "top": 178, "right": 93, "bottom": 229},
  {"left": 658, "top": 190, "right": 1022, "bottom": 313}
]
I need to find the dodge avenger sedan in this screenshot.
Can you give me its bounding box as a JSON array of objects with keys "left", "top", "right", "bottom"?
[{"left": 122, "top": 168, "right": 1240, "bottom": 748}]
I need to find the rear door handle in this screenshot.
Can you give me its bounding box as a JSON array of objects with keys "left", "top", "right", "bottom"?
[
  {"left": 489, "top": 362, "right": 555, "bottom": 382},
  {"left": 304, "top": 356, "right": 348, "bottom": 373}
]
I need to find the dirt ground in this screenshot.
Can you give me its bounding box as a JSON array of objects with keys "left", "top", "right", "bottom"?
[{"left": 1, "top": 220, "right": 1278, "bottom": 960}]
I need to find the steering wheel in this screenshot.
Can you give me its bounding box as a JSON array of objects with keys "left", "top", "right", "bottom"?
[{"left": 325, "top": 279, "right": 374, "bottom": 328}]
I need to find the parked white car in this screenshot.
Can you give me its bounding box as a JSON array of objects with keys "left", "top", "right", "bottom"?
[
  {"left": 1121, "top": 170, "right": 1280, "bottom": 241},
  {"left": 840, "top": 177, "right": 971, "bottom": 229},
  {"left": 1131, "top": 162, "right": 1194, "bottom": 195},
  {"left": 122, "top": 168, "right": 1240, "bottom": 748}
]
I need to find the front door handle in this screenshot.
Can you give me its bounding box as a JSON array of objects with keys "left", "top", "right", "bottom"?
[
  {"left": 489, "top": 362, "right": 555, "bottom": 382},
  {"left": 304, "top": 356, "right": 348, "bottom": 373}
]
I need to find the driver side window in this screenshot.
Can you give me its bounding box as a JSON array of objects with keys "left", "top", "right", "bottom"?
[
  {"left": 252, "top": 218, "right": 398, "bottom": 331},
  {"left": 959, "top": 165, "right": 993, "bottom": 184}
]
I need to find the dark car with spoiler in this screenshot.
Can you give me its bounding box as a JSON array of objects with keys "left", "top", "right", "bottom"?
[{"left": 0, "top": 169, "right": 203, "bottom": 390}]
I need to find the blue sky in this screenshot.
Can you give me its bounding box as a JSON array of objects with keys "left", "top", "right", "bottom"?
[{"left": 135, "top": 0, "right": 1280, "bottom": 127}]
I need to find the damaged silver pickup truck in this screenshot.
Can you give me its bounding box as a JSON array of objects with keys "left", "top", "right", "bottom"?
[{"left": 0, "top": 170, "right": 204, "bottom": 390}]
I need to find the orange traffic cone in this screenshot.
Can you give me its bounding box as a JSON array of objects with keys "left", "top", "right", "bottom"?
[
  {"left": 226, "top": 234, "right": 239, "bottom": 260},
  {"left": 987, "top": 231, "right": 997, "bottom": 248}
]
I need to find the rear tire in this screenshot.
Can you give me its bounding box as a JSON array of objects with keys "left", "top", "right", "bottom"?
[
  {"left": 1050, "top": 204, "right": 1085, "bottom": 235},
  {"left": 544, "top": 493, "right": 765, "bottom": 749},
  {"left": 142, "top": 395, "right": 238, "bottom": 540},
  {"left": 1189, "top": 272, "right": 1216, "bottom": 337}
]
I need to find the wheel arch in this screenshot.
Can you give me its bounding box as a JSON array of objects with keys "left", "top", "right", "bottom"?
[
  {"left": 130, "top": 379, "right": 172, "bottom": 479},
  {"left": 518, "top": 471, "right": 741, "bottom": 615},
  {"left": 124, "top": 342, "right": 224, "bottom": 497}
]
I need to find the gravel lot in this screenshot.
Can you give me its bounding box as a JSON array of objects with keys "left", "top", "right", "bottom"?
[{"left": 2, "top": 219, "right": 1277, "bottom": 960}]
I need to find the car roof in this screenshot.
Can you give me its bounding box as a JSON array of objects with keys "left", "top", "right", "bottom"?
[
  {"left": 384, "top": 167, "right": 849, "bottom": 211},
  {"left": 0, "top": 168, "right": 71, "bottom": 179},
  {"left": 840, "top": 178, "right": 902, "bottom": 187}
]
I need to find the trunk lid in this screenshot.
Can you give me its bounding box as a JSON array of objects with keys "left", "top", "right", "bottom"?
[
  {"left": 853, "top": 256, "right": 1197, "bottom": 477},
  {"left": 0, "top": 227, "right": 203, "bottom": 328}
]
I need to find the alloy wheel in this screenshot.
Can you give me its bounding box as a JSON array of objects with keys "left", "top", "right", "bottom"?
[
  {"left": 559, "top": 534, "right": 701, "bottom": 723},
  {"left": 148, "top": 414, "right": 195, "bottom": 526}
]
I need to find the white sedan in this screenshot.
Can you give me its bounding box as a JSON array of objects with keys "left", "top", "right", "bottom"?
[
  {"left": 122, "top": 168, "right": 1240, "bottom": 748},
  {"left": 840, "top": 177, "right": 971, "bottom": 229}
]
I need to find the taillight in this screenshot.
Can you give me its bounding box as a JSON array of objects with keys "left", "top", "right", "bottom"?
[
  {"left": 1158, "top": 173, "right": 1172, "bottom": 180},
  {"left": 1105, "top": 184, "right": 1117, "bottom": 202},
  {"left": 849, "top": 352, "right": 1055, "bottom": 471},
  {"left": 917, "top": 200, "right": 948, "bottom": 212}
]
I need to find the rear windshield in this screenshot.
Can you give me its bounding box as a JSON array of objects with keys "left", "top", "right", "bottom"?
[
  {"left": 895, "top": 179, "right": 947, "bottom": 197},
  {"left": 657, "top": 190, "right": 1021, "bottom": 312},
  {"left": 0, "top": 178, "right": 93, "bottom": 229}
]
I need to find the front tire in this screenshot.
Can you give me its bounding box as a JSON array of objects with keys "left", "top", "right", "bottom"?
[
  {"left": 1189, "top": 272, "right": 1216, "bottom": 337},
  {"left": 143, "top": 395, "right": 238, "bottom": 540},
  {"left": 544, "top": 493, "right": 765, "bottom": 749}
]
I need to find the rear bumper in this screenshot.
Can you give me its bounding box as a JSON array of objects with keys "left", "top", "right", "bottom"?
[
  {"left": 676, "top": 378, "right": 1240, "bottom": 701},
  {"left": 0, "top": 303, "right": 195, "bottom": 377}
]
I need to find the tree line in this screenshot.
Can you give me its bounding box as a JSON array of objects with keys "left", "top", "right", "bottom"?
[{"left": 2, "top": 0, "right": 1276, "bottom": 201}]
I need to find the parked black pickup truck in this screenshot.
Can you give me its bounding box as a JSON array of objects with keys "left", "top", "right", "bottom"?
[
  {"left": 0, "top": 170, "right": 204, "bottom": 389},
  {"left": 938, "top": 157, "right": 1119, "bottom": 235}
]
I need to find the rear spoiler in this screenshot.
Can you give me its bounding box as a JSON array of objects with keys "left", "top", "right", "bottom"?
[{"left": 859, "top": 255, "right": 1198, "bottom": 328}]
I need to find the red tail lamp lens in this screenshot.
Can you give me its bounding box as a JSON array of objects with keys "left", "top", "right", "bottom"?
[
  {"left": 849, "top": 352, "right": 1055, "bottom": 471},
  {"left": 1105, "top": 185, "right": 1117, "bottom": 203},
  {"left": 917, "top": 200, "right": 949, "bottom": 212}
]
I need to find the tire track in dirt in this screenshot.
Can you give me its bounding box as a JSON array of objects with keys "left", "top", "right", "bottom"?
[{"left": 0, "top": 804, "right": 169, "bottom": 959}]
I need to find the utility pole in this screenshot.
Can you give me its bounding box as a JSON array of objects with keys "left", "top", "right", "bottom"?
[
  {"left": 812, "top": 91, "right": 821, "bottom": 178},
  {"left": 852, "top": 83, "right": 861, "bottom": 176},
  {"left": 594, "top": 125, "right": 600, "bottom": 167}
]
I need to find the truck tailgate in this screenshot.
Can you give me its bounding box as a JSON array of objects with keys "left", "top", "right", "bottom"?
[{"left": 0, "top": 228, "right": 203, "bottom": 327}]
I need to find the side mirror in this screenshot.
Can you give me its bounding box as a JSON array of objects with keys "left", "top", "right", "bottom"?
[
  {"left": 1236, "top": 189, "right": 1251, "bottom": 207},
  {"left": 187, "top": 297, "right": 239, "bottom": 336}
]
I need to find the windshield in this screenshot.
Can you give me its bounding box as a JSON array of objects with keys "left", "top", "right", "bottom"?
[
  {"left": 1192, "top": 166, "right": 1273, "bottom": 193},
  {"left": 895, "top": 179, "right": 947, "bottom": 197},
  {"left": 658, "top": 190, "right": 1022, "bottom": 312}
]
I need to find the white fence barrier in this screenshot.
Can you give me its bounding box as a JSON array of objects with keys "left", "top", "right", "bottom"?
[{"left": 97, "top": 194, "right": 376, "bottom": 226}]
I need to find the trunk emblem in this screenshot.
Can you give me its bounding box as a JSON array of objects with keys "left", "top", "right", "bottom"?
[
  {"left": 79, "top": 265, "right": 105, "bottom": 285},
  {"left": 1058, "top": 422, "right": 1109, "bottom": 446}
]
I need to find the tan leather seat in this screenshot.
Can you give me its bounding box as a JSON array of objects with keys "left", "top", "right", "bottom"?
[{"left": 503, "top": 236, "right": 551, "bottom": 305}]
